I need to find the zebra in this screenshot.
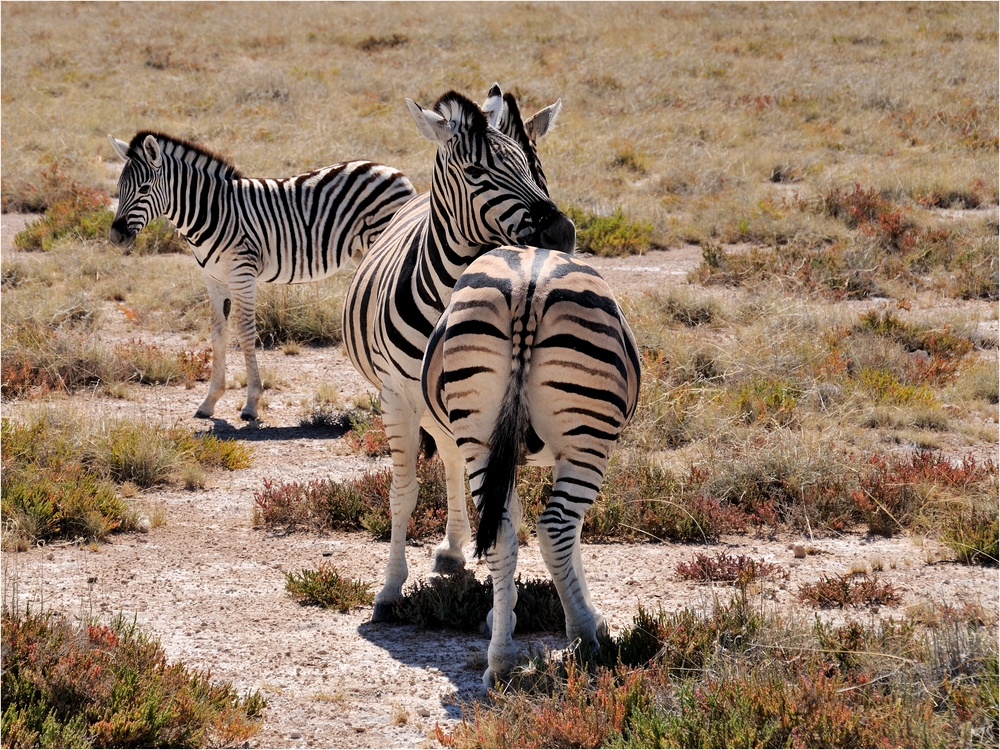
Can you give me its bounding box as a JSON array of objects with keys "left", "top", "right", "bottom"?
[
  {"left": 422, "top": 246, "right": 641, "bottom": 687},
  {"left": 342, "top": 85, "right": 575, "bottom": 631},
  {"left": 106, "top": 132, "right": 415, "bottom": 421}
]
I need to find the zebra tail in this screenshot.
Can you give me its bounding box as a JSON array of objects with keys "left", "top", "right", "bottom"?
[{"left": 474, "top": 358, "right": 529, "bottom": 559}]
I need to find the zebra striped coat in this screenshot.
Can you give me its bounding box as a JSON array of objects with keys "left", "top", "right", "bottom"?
[
  {"left": 422, "top": 247, "right": 640, "bottom": 685},
  {"left": 107, "top": 132, "right": 415, "bottom": 420},
  {"left": 341, "top": 87, "right": 574, "bottom": 649}
]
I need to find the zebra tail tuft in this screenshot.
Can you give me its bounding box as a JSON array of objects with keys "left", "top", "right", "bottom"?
[{"left": 474, "top": 361, "right": 529, "bottom": 559}]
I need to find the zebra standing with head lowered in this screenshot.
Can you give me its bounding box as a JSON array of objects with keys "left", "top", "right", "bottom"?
[
  {"left": 107, "top": 133, "right": 415, "bottom": 421},
  {"left": 422, "top": 246, "right": 641, "bottom": 687},
  {"left": 341, "top": 85, "right": 574, "bottom": 638}
]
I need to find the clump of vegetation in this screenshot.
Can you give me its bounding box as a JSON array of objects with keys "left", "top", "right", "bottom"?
[
  {"left": 391, "top": 570, "right": 564, "bottom": 633},
  {"left": 798, "top": 571, "right": 902, "bottom": 608},
  {"left": 942, "top": 505, "right": 999, "bottom": 566},
  {"left": 694, "top": 184, "right": 998, "bottom": 301},
  {"left": 1, "top": 608, "right": 265, "bottom": 748},
  {"left": 562, "top": 205, "right": 653, "bottom": 256},
  {"left": 438, "top": 594, "right": 998, "bottom": 748},
  {"left": 284, "top": 564, "right": 375, "bottom": 612},
  {"left": 253, "top": 456, "right": 456, "bottom": 540},
  {"left": 11, "top": 170, "right": 185, "bottom": 255},
  {"left": 675, "top": 551, "right": 787, "bottom": 586},
  {"left": 357, "top": 33, "right": 408, "bottom": 52},
  {"left": 254, "top": 279, "right": 346, "bottom": 347},
  {"left": 1, "top": 414, "right": 252, "bottom": 550}
]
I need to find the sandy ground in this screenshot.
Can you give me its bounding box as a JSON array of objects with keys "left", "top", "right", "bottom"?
[{"left": 2, "top": 212, "right": 998, "bottom": 748}]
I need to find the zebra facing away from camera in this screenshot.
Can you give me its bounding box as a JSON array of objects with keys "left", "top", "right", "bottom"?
[
  {"left": 422, "top": 247, "right": 641, "bottom": 686},
  {"left": 342, "top": 85, "right": 575, "bottom": 652},
  {"left": 107, "top": 133, "right": 415, "bottom": 421}
]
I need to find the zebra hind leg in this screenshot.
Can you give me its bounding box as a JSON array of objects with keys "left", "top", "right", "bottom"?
[
  {"left": 537, "top": 466, "right": 606, "bottom": 651},
  {"left": 472, "top": 476, "right": 522, "bottom": 689},
  {"left": 195, "top": 276, "right": 231, "bottom": 419}
]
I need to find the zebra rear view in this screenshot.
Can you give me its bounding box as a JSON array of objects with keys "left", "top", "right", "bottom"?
[
  {"left": 422, "top": 246, "right": 641, "bottom": 687},
  {"left": 107, "top": 132, "right": 415, "bottom": 421}
]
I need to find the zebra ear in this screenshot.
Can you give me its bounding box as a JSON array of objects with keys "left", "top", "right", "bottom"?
[
  {"left": 524, "top": 99, "right": 562, "bottom": 144},
  {"left": 481, "top": 82, "right": 504, "bottom": 128},
  {"left": 142, "top": 134, "right": 162, "bottom": 169},
  {"left": 108, "top": 135, "right": 131, "bottom": 162},
  {"left": 406, "top": 98, "right": 454, "bottom": 144}
]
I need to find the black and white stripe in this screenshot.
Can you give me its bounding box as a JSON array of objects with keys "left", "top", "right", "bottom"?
[
  {"left": 341, "top": 86, "right": 574, "bottom": 651},
  {"left": 422, "top": 247, "right": 640, "bottom": 685},
  {"left": 107, "top": 132, "right": 415, "bottom": 420}
]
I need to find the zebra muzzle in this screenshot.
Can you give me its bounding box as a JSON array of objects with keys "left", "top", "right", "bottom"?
[
  {"left": 109, "top": 220, "right": 136, "bottom": 249},
  {"left": 536, "top": 213, "right": 576, "bottom": 254}
]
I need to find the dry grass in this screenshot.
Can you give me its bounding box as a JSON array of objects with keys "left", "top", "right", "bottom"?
[{"left": 2, "top": 3, "right": 996, "bottom": 249}]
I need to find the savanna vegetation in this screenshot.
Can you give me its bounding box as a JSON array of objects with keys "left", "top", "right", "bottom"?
[{"left": 2, "top": 2, "right": 997, "bottom": 747}]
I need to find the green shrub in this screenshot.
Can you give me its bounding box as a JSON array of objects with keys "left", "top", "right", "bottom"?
[
  {"left": 942, "top": 505, "right": 999, "bottom": 566},
  {"left": 1, "top": 609, "right": 265, "bottom": 748},
  {"left": 284, "top": 564, "right": 375, "bottom": 612},
  {"left": 1, "top": 414, "right": 253, "bottom": 549},
  {"left": 562, "top": 205, "right": 653, "bottom": 256}
]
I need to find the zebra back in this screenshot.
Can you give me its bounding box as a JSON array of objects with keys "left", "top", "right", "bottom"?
[{"left": 109, "top": 132, "right": 415, "bottom": 279}]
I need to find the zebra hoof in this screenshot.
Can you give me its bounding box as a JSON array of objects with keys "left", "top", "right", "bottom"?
[
  {"left": 194, "top": 409, "right": 213, "bottom": 419},
  {"left": 370, "top": 601, "right": 398, "bottom": 623},
  {"left": 431, "top": 553, "right": 466, "bottom": 575}
]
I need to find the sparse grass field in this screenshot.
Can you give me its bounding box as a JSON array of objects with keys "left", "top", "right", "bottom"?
[{"left": 2, "top": 2, "right": 997, "bottom": 747}]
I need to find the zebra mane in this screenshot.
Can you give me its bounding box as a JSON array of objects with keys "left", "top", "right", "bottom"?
[
  {"left": 432, "top": 91, "right": 489, "bottom": 134},
  {"left": 127, "top": 131, "right": 244, "bottom": 179},
  {"left": 498, "top": 93, "right": 547, "bottom": 192}
]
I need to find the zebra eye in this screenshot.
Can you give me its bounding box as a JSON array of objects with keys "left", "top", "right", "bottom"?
[
  {"left": 464, "top": 165, "right": 488, "bottom": 179},
  {"left": 137, "top": 184, "right": 151, "bottom": 196}
]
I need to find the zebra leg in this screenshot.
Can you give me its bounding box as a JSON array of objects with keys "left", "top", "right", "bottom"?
[
  {"left": 195, "top": 275, "right": 231, "bottom": 419},
  {"left": 227, "top": 274, "right": 263, "bottom": 421},
  {"left": 371, "top": 389, "right": 422, "bottom": 622},
  {"left": 423, "top": 425, "right": 472, "bottom": 575},
  {"left": 465, "top": 459, "right": 522, "bottom": 688},
  {"left": 537, "top": 463, "right": 607, "bottom": 650}
]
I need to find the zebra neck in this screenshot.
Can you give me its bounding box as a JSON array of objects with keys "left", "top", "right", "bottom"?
[
  {"left": 161, "top": 150, "right": 239, "bottom": 261},
  {"left": 419, "top": 193, "right": 494, "bottom": 312}
]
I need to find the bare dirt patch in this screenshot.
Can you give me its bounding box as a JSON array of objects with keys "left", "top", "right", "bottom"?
[{"left": 3, "top": 230, "right": 997, "bottom": 748}]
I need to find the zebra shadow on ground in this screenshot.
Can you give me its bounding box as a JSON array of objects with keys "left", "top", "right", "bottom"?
[
  {"left": 357, "top": 618, "right": 570, "bottom": 714},
  {"left": 195, "top": 417, "right": 351, "bottom": 442}
]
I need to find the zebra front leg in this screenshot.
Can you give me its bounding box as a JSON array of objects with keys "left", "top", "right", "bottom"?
[
  {"left": 537, "top": 468, "right": 606, "bottom": 651},
  {"left": 195, "top": 275, "right": 231, "bottom": 419},
  {"left": 371, "top": 391, "right": 422, "bottom": 622},
  {"left": 423, "top": 425, "right": 472, "bottom": 575},
  {"left": 227, "top": 274, "right": 263, "bottom": 421}
]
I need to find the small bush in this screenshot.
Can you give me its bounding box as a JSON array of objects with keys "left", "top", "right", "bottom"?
[
  {"left": 253, "top": 455, "right": 457, "bottom": 540},
  {"left": 284, "top": 564, "right": 374, "bottom": 612},
  {"left": 675, "top": 551, "right": 787, "bottom": 587},
  {"left": 1, "top": 609, "right": 265, "bottom": 748},
  {"left": 942, "top": 505, "right": 999, "bottom": 566},
  {"left": 255, "top": 282, "right": 345, "bottom": 347},
  {"left": 562, "top": 205, "right": 653, "bottom": 256},
  {"left": 1, "top": 414, "right": 252, "bottom": 549},
  {"left": 798, "top": 571, "right": 901, "bottom": 608}
]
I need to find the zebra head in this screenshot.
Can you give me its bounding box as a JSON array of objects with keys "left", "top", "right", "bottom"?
[
  {"left": 107, "top": 133, "right": 167, "bottom": 249},
  {"left": 406, "top": 87, "right": 575, "bottom": 253}
]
